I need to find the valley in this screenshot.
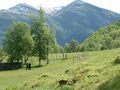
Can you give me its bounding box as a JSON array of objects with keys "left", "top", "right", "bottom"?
[
  {"left": 0, "top": 0, "right": 120, "bottom": 45},
  {"left": 0, "top": 0, "right": 120, "bottom": 90}
]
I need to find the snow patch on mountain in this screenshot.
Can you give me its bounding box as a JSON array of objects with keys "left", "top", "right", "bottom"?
[
  {"left": 8, "top": 3, "right": 38, "bottom": 15},
  {"left": 45, "top": 7, "right": 63, "bottom": 14}
]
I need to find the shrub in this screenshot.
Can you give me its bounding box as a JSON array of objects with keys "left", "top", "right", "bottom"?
[{"left": 114, "top": 56, "right": 120, "bottom": 64}]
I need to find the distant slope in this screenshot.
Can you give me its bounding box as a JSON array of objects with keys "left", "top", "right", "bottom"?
[
  {"left": 0, "top": 1, "right": 120, "bottom": 46},
  {"left": 0, "top": 9, "right": 32, "bottom": 45},
  {"left": 51, "top": 0, "right": 120, "bottom": 45},
  {"left": 79, "top": 20, "right": 120, "bottom": 51}
]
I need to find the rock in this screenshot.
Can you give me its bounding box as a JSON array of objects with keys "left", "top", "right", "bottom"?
[
  {"left": 58, "top": 80, "right": 68, "bottom": 85},
  {"left": 65, "top": 70, "right": 70, "bottom": 73}
]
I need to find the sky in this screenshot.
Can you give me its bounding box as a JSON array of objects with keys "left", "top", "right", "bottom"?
[
  {"left": 0, "top": 0, "right": 74, "bottom": 9},
  {"left": 0, "top": 0, "right": 120, "bottom": 13},
  {"left": 83, "top": 0, "right": 120, "bottom": 13}
]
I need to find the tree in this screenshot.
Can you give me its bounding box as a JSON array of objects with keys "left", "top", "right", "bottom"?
[
  {"left": 69, "top": 39, "right": 79, "bottom": 52},
  {"left": 3, "top": 22, "right": 34, "bottom": 63},
  {"left": 0, "top": 48, "right": 7, "bottom": 62},
  {"left": 47, "top": 31, "right": 56, "bottom": 53},
  {"left": 31, "top": 7, "right": 54, "bottom": 65},
  {"left": 64, "top": 43, "right": 70, "bottom": 53},
  {"left": 64, "top": 40, "right": 79, "bottom": 53}
]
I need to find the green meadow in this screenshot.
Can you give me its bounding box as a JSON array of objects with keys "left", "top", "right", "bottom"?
[{"left": 0, "top": 49, "right": 120, "bottom": 90}]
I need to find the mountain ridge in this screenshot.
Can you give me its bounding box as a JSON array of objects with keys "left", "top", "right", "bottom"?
[
  {"left": 0, "top": 0, "right": 120, "bottom": 46},
  {"left": 51, "top": 0, "right": 120, "bottom": 45}
]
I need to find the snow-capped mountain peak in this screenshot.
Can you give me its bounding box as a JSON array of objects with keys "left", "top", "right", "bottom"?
[
  {"left": 44, "top": 6, "right": 64, "bottom": 15},
  {"left": 8, "top": 3, "right": 38, "bottom": 15},
  {"left": 8, "top": 3, "right": 63, "bottom": 15}
]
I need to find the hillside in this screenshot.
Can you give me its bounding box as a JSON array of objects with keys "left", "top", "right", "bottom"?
[
  {"left": 51, "top": 0, "right": 120, "bottom": 45},
  {"left": 0, "top": 49, "right": 120, "bottom": 90},
  {"left": 79, "top": 20, "right": 120, "bottom": 51},
  {"left": 0, "top": 1, "right": 120, "bottom": 45},
  {"left": 0, "top": 10, "right": 32, "bottom": 46}
]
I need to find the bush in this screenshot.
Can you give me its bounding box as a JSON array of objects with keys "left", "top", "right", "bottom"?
[
  {"left": 114, "top": 56, "right": 120, "bottom": 64},
  {"left": 99, "top": 75, "right": 120, "bottom": 90}
]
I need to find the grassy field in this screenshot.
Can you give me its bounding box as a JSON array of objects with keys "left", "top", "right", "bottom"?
[{"left": 0, "top": 49, "right": 120, "bottom": 90}]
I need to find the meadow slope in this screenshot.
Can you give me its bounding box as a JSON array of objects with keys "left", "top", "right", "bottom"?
[{"left": 0, "top": 49, "right": 120, "bottom": 90}]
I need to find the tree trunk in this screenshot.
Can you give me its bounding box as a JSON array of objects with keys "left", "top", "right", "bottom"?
[
  {"left": 63, "top": 53, "right": 65, "bottom": 60},
  {"left": 46, "top": 55, "right": 49, "bottom": 64},
  {"left": 17, "top": 57, "right": 20, "bottom": 63},
  {"left": 24, "top": 57, "right": 28, "bottom": 64},
  {"left": 46, "top": 44, "right": 49, "bottom": 64},
  {"left": 9, "top": 56, "right": 13, "bottom": 63},
  {"left": 39, "top": 56, "right": 41, "bottom": 66}
]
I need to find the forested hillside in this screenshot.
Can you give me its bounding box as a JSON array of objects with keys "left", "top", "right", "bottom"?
[{"left": 79, "top": 20, "right": 120, "bottom": 51}]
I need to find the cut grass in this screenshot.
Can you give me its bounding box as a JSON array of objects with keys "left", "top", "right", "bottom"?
[{"left": 0, "top": 49, "right": 120, "bottom": 90}]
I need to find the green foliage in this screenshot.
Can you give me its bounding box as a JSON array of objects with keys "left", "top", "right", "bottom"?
[
  {"left": 23, "top": 73, "right": 57, "bottom": 89},
  {"left": 69, "top": 39, "right": 79, "bottom": 52},
  {"left": 64, "top": 43, "right": 70, "bottom": 53},
  {"left": 64, "top": 39, "right": 79, "bottom": 53},
  {"left": 31, "top": 7, "right": 56, "bottom": 65},
  {"left": 58, "top": 85, "right": 74, "bottom": 90},
  {"left": 79, "top": 20, "right": 120, "bottom": 51},
  {"left": 114, "top": 56, "right": 120, "bottom": 64},
  {"left": 53, "top": 43, "right": 64, "bottom": 53},
  {"left": 3, "top": 22, "right": 34, "bottom": 63},
  {"left": 1, "top": 49, "right": 120, "bottom": 90},
  {"left": 0, "top": 48, "right": 6, "bottom": 57},
  {"left": 99, "top": 75, "right": 120, "bottom": 90}
]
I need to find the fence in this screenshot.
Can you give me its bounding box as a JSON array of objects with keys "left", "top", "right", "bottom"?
[
  {"left": 48, "top": 53, "right": 68, "bottom": 63},
  {"left": 23, "top": 52, "right": 90, "bottom": 65},
  {"left": 73, "top": 52, "right": 90, "bottom": 63}
]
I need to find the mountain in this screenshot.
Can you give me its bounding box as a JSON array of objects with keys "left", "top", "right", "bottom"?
[
  {"left": 78, "top": 20, "right": 120, "bottom": 51},
  {"left": 0, "top": 4, "right": 40, "bottom": 45},
  {"left": 0, "top": 0, "right": 120, "bottom": 46},
  {"left": 51, "top": 0, "right": 120, "bottom": 45},
  {"left": 9, "top": 3, "right": 38, "bottom": 15},
  {"left": 0, "top": 10, "right": 32, "bottom": 46},
  {"left": 45, "top": 6, "right": 64, "bottom": 15}
]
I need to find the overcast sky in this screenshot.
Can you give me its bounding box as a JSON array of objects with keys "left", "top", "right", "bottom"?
[
  {"left": 0, "top": 0, "right": 120, "bottom": 13},
  {"left": 0, "top": 0, "right": 74, "bottom": 9},
  {"left": 83, "top": 0, "right": 120, "bottom": 13}
]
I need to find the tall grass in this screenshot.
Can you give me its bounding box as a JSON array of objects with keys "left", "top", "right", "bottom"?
[{"left": 0, "top": 49, "right": 120, "bottom": 90}]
